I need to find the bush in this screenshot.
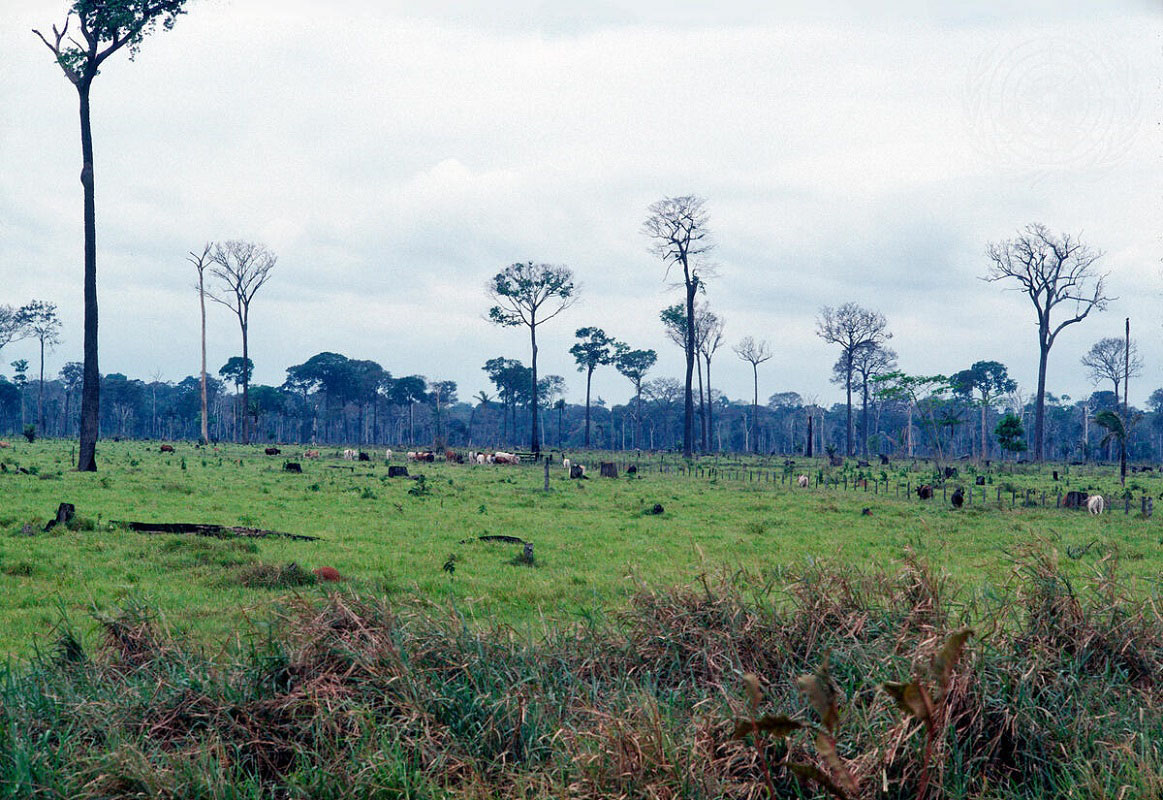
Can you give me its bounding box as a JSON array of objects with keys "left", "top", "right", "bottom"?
[{"left": 21, "top": 424, "right": 35, "bottom": 443}]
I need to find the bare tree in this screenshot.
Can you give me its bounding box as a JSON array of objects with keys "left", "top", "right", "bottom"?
[
  {"left": 699, "top": 310, "right": 725, "bottom": 451},
  {"left": 733, "top": 336, "right": 773, "bottom": 453},
  {"left": 852, "top": 342, "right": 897, "bottom": 458},
  {"left": 187, "top": 243, "right": 212, "bottom": 443},
  {"left": 16, "top": 301, "right": 63, "bottom": 432},
  {"left": 643, "top": 195, "right": 714, "bottom": 459},
  {"left": 0, "top": 305, "right": 26, "bottom": 357},
  {"left": 816, "top": 303, "right": 891, "bottom": 457},
  {"left": 34, "top": 1, "right": 189, "bottom": 470},
  {"left": 207, "top": 240, "right": 276, "bottom": 445},
  {"left": 1082, "top": 336, "right": 1141, "bottom": 409},
  {"left": 487, "top": 261, "right": 577, "bottom": 456},
  {"left": 985, "top": 223, "right": 1110, "bottom": 461}
]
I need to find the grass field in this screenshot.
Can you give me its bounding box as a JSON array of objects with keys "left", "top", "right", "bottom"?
[{"left": 1, "top": 439, "right": 1160, "bottom": 658}]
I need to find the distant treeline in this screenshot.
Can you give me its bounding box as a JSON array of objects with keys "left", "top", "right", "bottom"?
[{"left": 2, "top": 351, "right": 1161, "bottom": 462}]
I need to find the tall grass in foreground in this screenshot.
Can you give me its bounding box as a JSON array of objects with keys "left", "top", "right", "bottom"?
[{"left": 1, "top": 543, "right": 1159, "bottom": 799}]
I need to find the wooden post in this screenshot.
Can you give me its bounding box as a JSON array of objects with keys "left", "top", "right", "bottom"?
[{"left": 544, "top": 458, "right": 550, "bottom": 492}]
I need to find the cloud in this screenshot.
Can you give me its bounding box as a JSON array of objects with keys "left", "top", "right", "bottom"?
[{"left": 0, "top": 1, "right": 1159, "bottom": 409}]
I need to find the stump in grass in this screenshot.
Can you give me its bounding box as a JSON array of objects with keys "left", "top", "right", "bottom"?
[
  {"left": 44, "top": 502, "right": 75, "bottom": 532},
  {"left": 600, "top": 462, "right": 618, "bottom": 478},
  {"left": 388, "top": 466, "right": 409, "bottom": 478},
  {"left": 283, "top": 462, "right": 302, "bottom": 473}
]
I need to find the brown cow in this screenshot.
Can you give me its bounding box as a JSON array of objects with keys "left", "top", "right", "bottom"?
[
  {"left": 160, "top": 444, "right": 175, "bottom": 453},
  {"left": 304, "top": 449, "right": 320, "bottom": 459},
  {"left": 265, "top": 447, "right": 281, "bottom": 456},
  {"left": 916, "top": 484, "right": 933, "bottom": 500}
]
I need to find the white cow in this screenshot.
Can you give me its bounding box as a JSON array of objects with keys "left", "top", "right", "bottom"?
[
  {"left": 385, "top": 449, "right": 392, "bottom": 462},
  {"left": 797, "top": 474, "right": 810, "bottom": 488},
  {"left": 342, "top": 448, "right": 357, "bottom": 460},
  {"left": 562, "top": 457, "right": 571, "bottom": 471},
  {"left": 1088, "top": 494, "right": 1105, "bottom": 515}
]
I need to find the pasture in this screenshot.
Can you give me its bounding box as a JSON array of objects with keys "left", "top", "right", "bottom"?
[{"left": 1, "top": 438, "right": 1160, "bottom": 657}]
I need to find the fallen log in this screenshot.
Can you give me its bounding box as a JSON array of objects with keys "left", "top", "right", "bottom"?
[{"left": 111, "top": 521, "right": 320, "bottom": 541}]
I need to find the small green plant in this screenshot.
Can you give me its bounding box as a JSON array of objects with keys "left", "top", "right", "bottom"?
[{"left": 408, "top": 475, "right": 430, "bottom": 497}]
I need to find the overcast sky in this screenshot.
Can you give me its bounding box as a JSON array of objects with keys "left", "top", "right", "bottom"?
[{"left": 1, "top": 0, "right": 1160, "bottom": 409}]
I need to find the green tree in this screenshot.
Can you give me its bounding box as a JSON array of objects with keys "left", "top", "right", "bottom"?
[
  {"left": 569, "top": 327, "right": 623, "bottom": 448},
  {"left": 615, "top": 348, "right": 657, "bottom": 450},
  {"left": 949, "top": 360, "right": 1016, "bottom": 460},
  {"left": 34, "top": 0, "right": 190, "bottom": 470},
  {"left": 16, "top": 300, "right": 63, "bottom": 431},
  {"left": 994, "top": 413, "right": 1028, "bottom": 460},
  {"left": 10, "top": 360, "right": 30, "bottom": 427},
  {"left": 487, "top": 261, "right": 577, "bottom": 456}
]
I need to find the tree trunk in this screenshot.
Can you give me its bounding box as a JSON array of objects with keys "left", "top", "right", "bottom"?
[
  {"left": 845, "top": 361, "right": 854, "bottom": 457},
  {"left": 37, "top": 337, "right": 46, "bottom": 431},
  {"left": 1033, "top": 340, "right": 1049, "bottom": 462},
  {"left": 77, "top": 81, "right": 99, "bottom": 472},
  {"left": 860, "top": 375, "right": 869, "bottom": 458},
  {"left": 752, "top": 362, "right": 759, "bottom": 454},
  {"left": 529, "top": 320, "right": 540, "bottom": 455},
  {"left": 240, "top": 321, "right": 250, "bottom": 445},
  {"left": 705, "top": 355, "right": 714, "bottom": 452},
  {"left": 695, "top": 353, "right": 706, "bottom": 451},
  {"left": 682, "top": 278, "right": 696, "bottom": 459},
  {"left": 980, "top": 395, "right": 987, "bottom": 461},
  {"left": 806, "top": 414, "right": 813, "bottom": 457},
  {"left": 635, "top": 382, "right": 643, "bottom": 448},
  {"left": 584, "top": 365, "right": 593, "bottom": 447},
  {"left": 199, "top": 269, "right": 209, "bottom": 443}
]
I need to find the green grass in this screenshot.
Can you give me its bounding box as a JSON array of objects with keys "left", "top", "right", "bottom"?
[{"left": 0, "top": 439, "right": 1160, "bottom": 658}]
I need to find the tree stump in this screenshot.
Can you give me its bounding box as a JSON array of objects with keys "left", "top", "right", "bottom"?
[
  {"left": 388, "top": 466, "right": 409, "bottom": 478},
  {"left": 44, "top": 502, "right": 76, "bottom": 532},
  {"left": 600, "top": 462, "right": 618, "bottom": 478}
]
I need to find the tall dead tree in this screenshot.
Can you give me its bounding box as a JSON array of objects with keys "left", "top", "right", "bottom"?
[
  {"left": 733, "top": 336, "right": 773, "bottom": 453},
  {"left": 208, "top": 241, "right": 276, "bottom": 445},
  {"left": 643, "top": 196, "right": 714, "bottom": 460},
  {"left": 187, "top": 243, "right": 212, "bottom": 443},
  {"left": 34, "top": 0, "right": 189, "bottom": 470},
  {"left": 817, "top": 303, "right": 891, "bottom": 457},
  {"left": 985, "top": 223, "right": 1109, "bottom": 461}
]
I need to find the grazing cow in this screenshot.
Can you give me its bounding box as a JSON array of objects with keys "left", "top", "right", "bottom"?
[
  {"left": 476, "top": 453, "right": 487, "bottom": 465},
  {"left": 385, "top": 449, "right": 392, "bottom": 462},
  {"left": 0, "top": 441, "right": 9, "bottom": 449},
  {"left": 570, "top": 464, "right": 587, "bottom": 479},
  {"left": 562, "top": 457, "right": 571, "bottom": 472},
  {"left": 494, "top": 452, "right": 518, "bottom": 465},
  {"left": 265, "top": 447, "right": 281, "bottom": 456},
  {"left": 304, "top": 449, "right": 320, "bottom": 459},
  {"left": 797, "top": 474, "right": 810, "bottom": 488},
  {"left": 1088, "top": 495, "right": 1105, "bottom": 515},
  {"left": 1064, "top": 491, "right": 1089, "bottom": 509},
  {"left": 406, "top": 451, "right": 418, "bottom": 461},
  {"left": 343, "top": 448, "right": 357, "bottom": 460},
  {"left": 951, "top": 487, "right": 964, "bottom": 508},
  {"left": 160, "top": 444, "right": 175, "bottom": 453},
  {"left": 916, "top": 484, "right": 933, "bottom": 500}
]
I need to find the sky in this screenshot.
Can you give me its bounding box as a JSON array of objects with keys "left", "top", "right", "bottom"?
[{"left": 0, "top": 0, "right": 1160, "bottom": 410}]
